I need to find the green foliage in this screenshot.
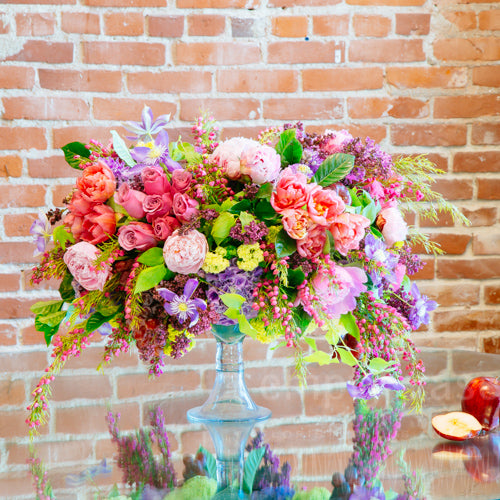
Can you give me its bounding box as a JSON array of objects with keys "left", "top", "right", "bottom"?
[
  {"left": 242, "top": 446, "right": 265, "bottom": 494},
  {"left": 110, "top": 130, "right": 135, "bottom": 167},
  {"left": 53, "top": 226, "right": 74, "bottom": 248},
  {"left": 292, "top": 486, "right": 331, "bottom": 499},
  {"left": 137, "top": 247, "right": 164, "bottom": 267},
  {"left": 212, "top": 212, "right": 236, "bottom": 245},
  {"left": 165, "top": 476, "right": 217, "bottom": 500},
  {"left": 368, "top": 357, "right": 392, "bottom": 375},
  {"left": 304, "top": 350, "right": 336, "bottom": 366},
  {"left": 276, "top": 129, "right": 303, "bottom": 165},
  {"left": 312, "top": 153, "right": 355, "bottom": 186},
  {"left": 61, "top": 142, "right": 91, "bottom": 169},
  {"left": 339, "top": 312, "right": 360, "bottom": 341},
  {"left": 85, "top": 311, "right": 116, "bottom": 334},
  {"left": 134, "top": 264, "right": 171, "bottom": 294},
  {"left": 220, "top": 293, "right": 245, "bottom": 310},
  {"left": 275, "top": 229, "right": 297, "bottom": 258},
  {"left": 197, "top": 446, "right": 217, "bottom": 480},
  {"left": 59, "top": 271, "right": 75, "bottom": 302}
]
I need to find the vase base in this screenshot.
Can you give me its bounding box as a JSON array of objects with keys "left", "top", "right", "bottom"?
[
  {"left": 187, "top": 404, "right": 271, "bottom": 424},
  {"left": 212, "top": 488, "right": 249, "bottom": 500}
]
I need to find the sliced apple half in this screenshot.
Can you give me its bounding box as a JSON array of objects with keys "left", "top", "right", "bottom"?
[{"left": 432, "top": 411, "right": 483, "bottom": 441}]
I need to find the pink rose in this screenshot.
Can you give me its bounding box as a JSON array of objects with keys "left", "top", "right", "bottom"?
[
  {"left": 376, "top": 207, "right": 408, "bottom": 247},
  {"left": 153, "top": 215, "right": 181, "bottom": 240},
  {"left": 163, "top": 229, "right": 208, "bottom": 274},
  {"left": 76, "top": 160, "right": 116, "bottom": 203},
  {"left": 367, "top": 180, "right": 385, "bottom": 203},
  {"left": 311, "top": 265, "right": 367, "bottom": 317},
  {"left": 322, "top": 129, "right": 353, "bottom": 155},
  {"left": 65, "top": 203, "right": 116, "bottom": 245},
  {"left": 143, "top": 193, "right": 173, "bottom": 223},
  {"left": 118, "top": 222, "right": 157, "bottom": 251},
  {"left": 141, "top": 166, "right": 171, "bottom": 195},
  {"left": 63, "top": 241, "right": 111, "bottom": 291},
  {"left": 307, "top": 186, "right": 345, "bottom": 226},
  {"left": 296, "top": 225, "right": 327, "bottom": 260},
  {"left": 329, "top": 213, "right": 370, "bottom": 256},
  {"left": 282, "top": 210, "right": 313, "bottom": 240},
  {"left": 171, "top": 169, "right": 192, "bottom": 194},
  {"left": 172, "top": 193, "right": 199, "bottom": 224},
  {"left": 271, "top": 169, "right": 311, "bottom": 214},
  {"left": 210, "top": 137, "right": 257, "bottom": 180},
  {"left": 240, "top": 144, "right": 281, "bottom": 184},
  {"left": 114, "top": 183, "right": 146, "bottom": 219}
]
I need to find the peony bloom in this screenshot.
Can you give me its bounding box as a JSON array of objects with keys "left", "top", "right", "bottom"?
[
  {"left": 172, "top": 193, "right": 199, "bottom": 224},
  {"left": 322, "top": 129, "right": 353, "bottom": 155},
  {"left": 114, "top": 183, "right": 146, "bottom": 219},
  {"left": 296, "top": 225, "right": 327, "bottom": 259},
  {"left": 376, "top": 207, "right": 408, "bottom": 247},
  {"left": 163, "top": 229, "right": 208, "bottom": 275},
  {"left": 240, "top": 143, "right": 281, "bottom": 184},
  {"left": 281, "top": 210, "right": 313, "bottom": 240},
  {"left": 307, "top": 186, "right": 345, "bottom": 226},
  {"left": 76, "top": 160, "right": 116, "bottom": 203},
  {"left": 63, "top": 241, "right": 111, "bottom": 291},
  {"left": 329, "top": 213, "right": 370, "bottom": 256},
  {"left": 65, "top": 203, "right": 116, "bottom": 245},
  {"left": 118, "top": 222, "right": 157, "bottom": 251},
  {"left": 141, "top": 165, "right": 171, "bottom": 196},
  {"left": 210, "top": 137, "right": 257, "bottom": 180},
  {"left": 271, "top": 169, "right": 312, "bottom": 214}
]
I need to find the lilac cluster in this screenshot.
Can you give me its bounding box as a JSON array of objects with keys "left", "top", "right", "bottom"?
[
  {"left": 397, "top": 244, "right": 425, "bottom": 276},
  {"left": 229, "top": 219, "right": 269, "bottom": 244},
  {"left": 387, "top": 285, "right": 437, "bottom": 331}
]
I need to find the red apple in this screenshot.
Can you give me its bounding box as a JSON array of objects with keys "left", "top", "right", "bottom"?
[
  {"left": 463, "top": 433, "right": 500, "bottom": 483},
  {"left": 432, "top": 411, "right": 483, "bottom": 441},
  {"left": 462, "top": 377, "right": 500, "bottom": 431}
]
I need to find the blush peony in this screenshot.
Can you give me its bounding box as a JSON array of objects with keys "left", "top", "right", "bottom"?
[
  {"left": 296, "top": 225, "right": 328, "bottom": 259},
  {"left": 271, "top": 169, "right": 311, "bottom": 213},
  {"left": 376, "top": 207, "right": 408, "bottom": 247},
  {"left": 210, "top": 137, "right": 256, "bottom": 180},
  {"left": 329, "top": 213, "right": 370, "bottom": 256},
  {"left": 163, "top": 229, "right": 208, "bottom": 275},
  {"left": 76, "top": 161, "right": 116, "bottom": 203},
  {"left": 282, "top": 210, "right": 313, "bottom": 240},
  {"left": 307, "top": 186, "right": 346, "bottom": 226},
  {"left": 240, "top": 143, "right": 281, "bottom": 184}
]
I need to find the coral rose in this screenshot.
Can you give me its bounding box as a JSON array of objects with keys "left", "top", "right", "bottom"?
[
  {"left": 114, "top": 183, "right": 146, "bottom": 219},
  {"left": 329, "top": 213, "right": 370, "bottom": 256},
  {"left": 271, "top": 169, "right": 311, "bottom": 214},
  {"left": 296, "top": 225, "right": 327, "bottom": 259},
  {"left": 76, "top": 160, "right": 116, "bottom": 203},
  {"left": 65, "top": 203, "right": 116, "bottom": 245},
  {"left": 63, "top": 241, "right": 111, "bottom": 291},
  {"left": 118, "top": 222, "right": 157, "bottom": 251},
  {"left": 240, "top": 143, "right": 281, "bottom": 184},
  {"left": 307, "top": 186, "right": 345, "bottom": 226},
  {"left": 376, "top": 207, "right": 408, "bottom": 247},
  {"left": 210, "top": 137, "right": 256, "bottom": 180},
  {"left": 163, "top": 229, "right": 208, "bottom": 275},
  {"left": 282, "top": 210, "right": 313, "bottom": 240}
]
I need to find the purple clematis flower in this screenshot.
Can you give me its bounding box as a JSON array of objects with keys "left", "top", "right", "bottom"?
[
  {"left": 124, "top": 105, "right": 171, "bottom": 141},
  {"left": 408, "top": 282, "right": 437, "bottom": 330},
  {"left": 349, "top": 485, "right": 386, "bottom": 500},
  {"left": 347, "top": 373, "right": 405, "bottom": 400},
  {"left": 158, "top": 279, "right": 207, "bottom": 327},
  {"left": 30, "top": 211, "right": 51, "bottom": 256},
  {"left": 130, "top": 129, "right": 182, "bottom": 172}
]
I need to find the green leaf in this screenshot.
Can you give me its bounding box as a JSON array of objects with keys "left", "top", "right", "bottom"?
[
  {"left": 37, "top": 310, "right": 66, "bottom": 328},
  {"left": 220, "top": 293, "right": 245, "bottom": 310},
  {"left": 59, "top": 271, "right": 75, "bottom": 302},
  {"left": 224, "top": 308, "right": 239, "bottom": 320},
  {"left": 292, "top": 307, "right": 313, "bottom": 335},
  {"left": 243, "top": 447, "right": 265, "bottom": 494},
  {"left": 368, "top": 357, "right": 391, "bottom": 374},
  {"left": 312, "top": 153, "right": 355, "bottom": 186},
  {"left": 255, "top": 183, "right": 273, "bottom": 199},
  {"left": 211, "top": 212, "right": 236, "bottom": 245},
  {"left": 175, "top": 141, "right": 202, "bottom": 164},
  {"left": 30, "top": 299, "right": 64, "bottom": 316},
  {"left": 61, "top": 142, "right": 91, "bottom": 169},
  {"left": 275, "top": 229, "right": 297, "bottom": 258},
  {"left": 85, "top": 312, "right": 115, "bottom": 334},
  {"left": 53, "top": 225, "right": 74, "bottom": 247},
  {"left": 339, "top": 312, "right": 360, "bottom": 342},
  {"left": 228, "top": 199, "right": 251, "bottom": 214},
  {"left": 197, "top": 446, "right": 217, "bottom": 480},
  {"left": 254, "top": 199, "right": 277, "bottom": 221},
  {"left": 134, "top": 264, "right": 168, "bottom": 294},
  {"left": 337, "top": 347, "right": 358, "bottom": 367},
  {"left": 110, "top": 130, "right": 135, "bottom": 167},
  {"left": 236, "top": 313, "right": 258, "bottom": 340},
  {"left": 305, "top": 350, "right": 336, "bottom": 365},
  {"left": 401, "top": 275, "right": 411, "bottom": 292},
  {"left": 303, "top": 337, "right": 317, "bottom": 351},
  {"left": 276, "top": 129, "right": 303, "bottom": 166},
  {"left": 220, "top": 199, "right": 237, "bottom": 212},
  {"left": 288, "top": 267, "right": 305, "bottom": 287},
  {"left": 239, "top": 211, "right": 255, "bottom": 229},
  {"left": 370, "top": 226, "right": 383, "bottom": 239},
  {"left": 137, "top": 247, "right": 164, "bottom": 267},
  {"left": 276, "top": 129, "right": 296, "bottom": 156},
  {"left": 361, "top": 201, "right": 380, "bottom": 224}
]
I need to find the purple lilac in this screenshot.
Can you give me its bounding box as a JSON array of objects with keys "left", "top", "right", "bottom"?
[
  {"left": 408, "top": 283, "right": 437, "bottom": 330},
  {"left": 230, "top": 219, "right": 269, "bottom": 244},
  {"left": 102, "top": 156, "right": 144, "bottom": 186}
]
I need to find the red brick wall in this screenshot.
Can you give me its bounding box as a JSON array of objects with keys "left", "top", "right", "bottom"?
[{"left": 0, "top": 0, "right": 499, "bottom": 497}]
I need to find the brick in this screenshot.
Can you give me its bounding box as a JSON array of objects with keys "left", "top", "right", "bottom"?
[
  {"left": 270, "top": 0, "right": 339, "bottom": 5},
  {"left": 485, "top": 285, "right": 500, "bottom": 305},
  {"left": 231, "top": 18, "right": 256, "bottom": 37},
  {"left": 3, "top": 96, "right": 89, "bottom": 121},
  {"left": 395, "top": 13, "right": 430, "bottom": 35},
  {"left": 0, "top": 410, "right": 46, "bottom": 439},
  {"left": 352, "top": 15, "right": 390, "bottom": 37},
  {"left": 461, "top": 206, "right": 497, "bottom": 226},
  {"left": 83, "top": 0, "right": 165, "bottom": 5},
  {"left": 64, "top": 345, "right": 138, "bottom": 370},
  {"left": 28, "top": 155, "right": 77, "bottom": 178},
  {"left": 477, "top": 177, "right": 500, "bottom": 199},
  {"left": 472, "top": 124, "right": 500, "bottom": 145},
  {"left": 148, "top": 15, "right": 183, "bottom": 37},
  {"left": 392, "top": 124, "right": 467, "bottom": 147},
  {"left": 243, "top": 337, "right": 271, "bottom": 361},
  {"left": 386, "top": 66, "right": 467, "bottom": 89},
  {"left": 478, "top": 9, "right": 500, "bottom": 30},
  {"left": 419, "top": 211, "right": 454, "bottom": 228},
  {"left": 417, "top": 283, "right": 479, "bottom": 306},
  {"left": 267, "top": 422, "right": 345, "bottom": 449},
  {"left": 272, "top": 16, "right": 308, "bottom": 38},
  {"left": 181, "top": 98, "right": 260, "bottom": 121},
  {"left": 117, "top": 371, "right": 200, "bottom": 398},
  {"left": 303, "top": 68, "right": 383, "bottom": 91},
  {"left": 0, "top": 273, "right": 21, "bottom": 292},
  {"left": 350, "top": 39, "right": 424, "bottom": 62},
  {"left": 0, "top": 323, "right": 17, "bottom": 346},
  {"left": 252, "top": 390, "right": 302, "bottom": 418},
  {"left": 424, "top": 380, "right": 464, "bottom": 408},
  {"left": 304, "top": 389, "right": 354, "bottom": 416},
  {"left": 415, "top": 232, "right": 471, "bottom": 254},
  {"left": 51, "top": 375, "right": 112, "bottom": 401},
  {"left": 347, "top": 0, "right": 423, "bottom": 3},
  {"left": 483, "top": 336, "right": 500, "bottom": 354},
  {"left": 156, "top": 393, "right": 207, "bottom": 424},
  {"left": 473, "top": 65, "right": 500, "bottom": 87},
  {"left": 128, "top": 70, "right": 211, "bottom": 94},
  {"left": 16, "top": 13, "right": 55, "bottom": 36},
  {"left": 188, "top": 15, "right": 225, "bottom": 36},
  {"left": 51, "top": 183, "right": 78, "bottom": 205},
  {"left": 473, "top": 232, "right": 500, "bottom": 255},
  {"left": 0, "top": 351, "right": 47, "bottom": 372},
  {"left": 175, "top": 42, "right": 260, "bottom": 66},
  {"left": 0, "top": 379, "right": 24, "bottom": 405},
  {"left": 443, "top": 11, "right": 477, "bottom": 30},
  {"left": 0, "top": 0, "right": 74, "bottom": 3},
  {"left": 0, "top": 155, "right": 22, "bottom": 177},
  {"left": 0, "top": 185, "right": 46, "bottom": 208},
  {"left": 0, "top": 14, "right": 9, "bottom": 34},
  {"left": 453, "top": 151, "right": 499, "bottom": 173},
  {"left": 432, "top": 178, "right": 474, "bottom": 200},
  {"left": 0, "top": 66, "right": 34, "bottom": 89},
  {"left": 4, "top": 213, "right": 37, "bottom": 237},
  {"left": 178, "top": 0, "right": 253, "bottom": 6},
  {"left": 83, "top": 42, "right": 165, "bottom": 66},
  {"left": 61, "top": 12, "right": 99, "bottom": 34},
  {"left": 434, "top": 37, "right": 500, "bottom": 61},
  {"left": 452, "top": 349, "right": 500, "bottom": 373},
  {"left": 264, "top": 98, "right": 342, "bottom": 120},
  {"left": 39, "top": 69, "right": 122, "bottom": 93},
  {"left": 93, "top": 98, "right": 176, "bottom": 121},
  {"left": 0, "top": 242, "right": 38, "bottom": 264},
  {"left": 202, "top": 365, "right": 283, "bottom": 390},
  {"left": 217, "top": 69, "right": 298, "bottom": 93},
  {"left": 348, "top": 97, "right": 428, "bottom": 119},
  {"left": 52, "top": 126, "right": 115, "bottom": 149},
  {"left": 104, "top": 12, "right": 144, "bottom": 36},
  {"left": 7, "top": 440, "right": 93, "bottom": 465},
  {"left": 435, "top": 95, "right": 500, "bottom": 118},
  {"left": 268, "top": 41, "right": 344, "bottom": 64},
  {"left": 0, "top": 297, "right": 41, "bottom": 319},
  {"left": 302, "top": 451, "right": 352, "bottom": 476},
  {"left": 306, "top": 123, "right": 387, "bottom": 143},
  {"left": 4, "top": 40, "right": 73, "bottom": 63},
  {"left": 437, "top": 258, "right": 500, "bottom": 279}
]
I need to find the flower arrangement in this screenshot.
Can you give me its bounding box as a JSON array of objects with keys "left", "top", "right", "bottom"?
[{"left": 28, "top": 107, "right": 466, "bottom": 432}]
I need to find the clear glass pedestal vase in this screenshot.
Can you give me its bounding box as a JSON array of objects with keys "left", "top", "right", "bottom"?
[{"left": 187, "top": 323, "right": 271, "bottom": 499}]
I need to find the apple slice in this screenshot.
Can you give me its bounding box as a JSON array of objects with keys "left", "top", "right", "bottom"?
[{"left": 432, "top": 411, "right": 483, "bottom": 441}]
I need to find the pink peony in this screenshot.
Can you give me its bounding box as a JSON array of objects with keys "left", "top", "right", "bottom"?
[
  {"left": 163, "top": 229, "right": 208, "bottom": 275},
  {"left": 296, "top": 225, "right": 328, "bottom": 260},
  {"left": 76, "top": 160, "right": 116, "bottom": 203},
  {"left": 171, "top": 169, "right": 192, "bottom": 194},
  {"left": 311, "top": 265, "right": 367, "bottom": 317},
  {"left": 114, "top": 183, "right": 146, "bottom": 219},
  {"left": 143, "top": 193, "right": 173, "bottom": 223},
  {"left": 210, "top": 137, "right": 257, "bottom": 180},
  {"left": 329, "top": 213, "right": 370, "bottom": 256},
  {"left": 271, "top": 169, "right": 311, "bottom": 214},
  {"left": 65, "top": 203, "right": 116, "bottom": 245},
  {"left": 118, "top": 222, "right": 157, "bottom": 251},
  {"left": 322, "top": 129, "right": 353, "bottom": 155},
  {"left": 376, "top": 207, "right": 408, "bottom": 247},
  {"left": 152, "top": 215, "right": 181, "bottom": 240},
  {"left": 367, "top": 180, "right": 385, "bottom": 203},
  {"left": 172, "top": 193, "right": 199, "bottom": 224},
  {"left": 240, "top": 143, "right": 281, "bottom": 184},
  {"left": 307, "top": 186, "right": 345, "bottom": 226},
  {"left": 66, "top": 190, "right": 94, "bottom": 217},
  {"left": 63, "top": 241, "right": 111, "bottom": 291},
  {"left": 282, "top": 210, "right": 313, "bottom": 240},
  {"left": 141, "top": 166, "right": 171, "bottom": 195}
]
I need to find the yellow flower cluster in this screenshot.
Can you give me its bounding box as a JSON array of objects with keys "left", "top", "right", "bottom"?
[
  {"left": 202, "top": 247, "right": 230, "bottom": 274},
  {"left": 266, "top": 225, "right": 281, "bottom": 245},
  {"left": 237, "top": 243, "right": 264, "bottom": 271},
  {"left": 164, "top": 325, "right": 195, "bottom": 356}
]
